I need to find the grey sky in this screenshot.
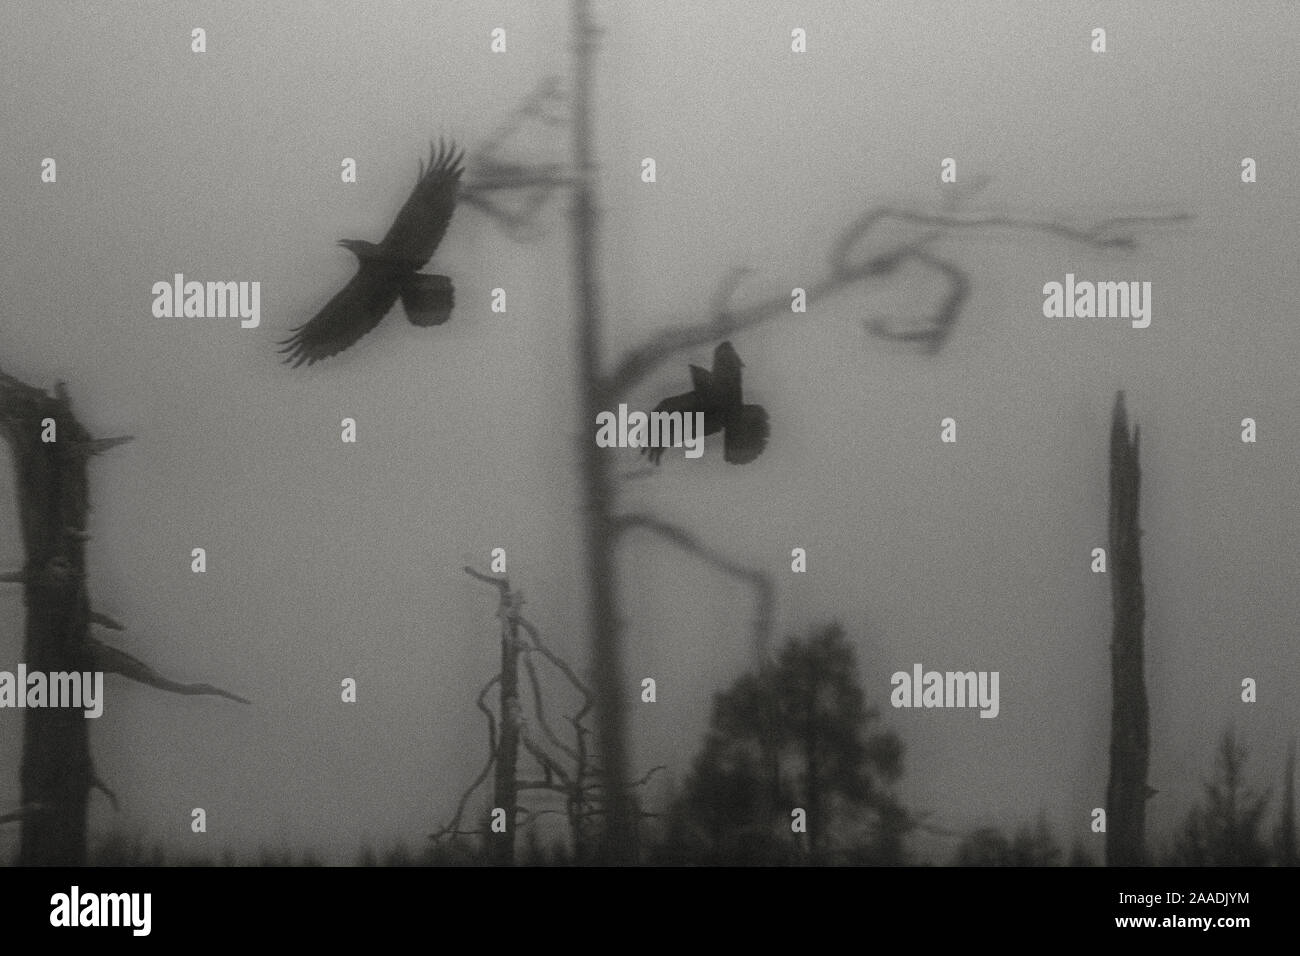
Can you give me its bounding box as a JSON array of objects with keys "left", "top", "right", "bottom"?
[{"left": 1, "top": 1, "right": 1297, "bottom": 861}]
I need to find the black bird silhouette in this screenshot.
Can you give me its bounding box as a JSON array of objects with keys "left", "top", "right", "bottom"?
[
  {"left": 643, "top": 341, "right": 769, "bottom": 465},
  {"left": 279, "top": 138, "right": 465, "bottom": 367}
]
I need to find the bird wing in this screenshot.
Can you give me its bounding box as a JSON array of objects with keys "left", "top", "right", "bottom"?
[
  {"left": 689, "top": 364, "right": 711, "bottom": 392},
  {"left": 379, "top": 138, "right": 465, "bottom": 268},
  {"left": 642, "top": 389, "right": 702, "bottom": 465},
  {"left": 279, "top": 265, "right": 402, "bottom": 367},
  {"left": 723, "top": 403, "right": 769, "bottom": 464}
]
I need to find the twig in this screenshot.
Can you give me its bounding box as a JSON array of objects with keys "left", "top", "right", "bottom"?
[
  {"left": 430, "top": 675, "right": 501, "bottom": 842},
  {"left": 477, "top": 675, "right": 501, "bottom": 756},
  {"left": 463, "top": 565, "right": 508, "bottom": 594},
  {"left": 89, "top": 610, "right": 125, "bottom": 631},
  {"left": 863, "top": 248, "right": 971, "bottom": 355},
  {"left": 83, "top": 637, "right": 250, "bottom": 704},
  {"left": 90, "top": 770, "right": 119, "bottom": 812},
  {"left": 515, "top": 613, "right": 593, "bottom": 700},
  {"left": 522, "top": 652, "right": 580, "bottom": 762},
  {"left": 631, "top": 764, "right": 667, "bottom": 789},
  {"left": 520, "top": 729, "right": 574, "bottom": 789}
]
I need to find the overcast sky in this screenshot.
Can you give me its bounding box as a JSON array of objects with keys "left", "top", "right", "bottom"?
[{"left": 2, "top": 1, "right": 1297, "bottom": 862}]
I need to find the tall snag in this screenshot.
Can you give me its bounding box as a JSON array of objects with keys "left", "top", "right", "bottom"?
[
  {"left": 0, "top": 373, "right": 102, "bottom": 864},
  {"left": 1105, "top": 390, "right": 1150, "bottom": 866},
  {"left": 1, "top": 369, "right": 247, "bottom": 865}
]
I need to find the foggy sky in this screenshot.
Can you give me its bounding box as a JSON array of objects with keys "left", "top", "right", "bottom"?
[{"left": 2, "top": 1, "right": 1297, "bottom": 862}]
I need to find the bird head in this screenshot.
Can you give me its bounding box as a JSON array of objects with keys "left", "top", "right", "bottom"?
[
  {"left": 338, "top": 239, "right": 382, "bottom": 261},
  {"left": 715, "top": 340, "right": 743, "bottom": 368}
]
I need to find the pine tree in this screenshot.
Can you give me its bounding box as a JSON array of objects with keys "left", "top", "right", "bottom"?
[{"left": 664, "top": 623, "right": 905, "bottom": 864}]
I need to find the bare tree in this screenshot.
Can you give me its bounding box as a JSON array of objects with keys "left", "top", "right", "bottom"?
[
  {"left": 1105, "top": 390, "right": 1149, "bottom": 866},
  {"left": 463, "top": 3, "right": 1187, "bottom": 863},
  {"left": 431, "top": 566, "right": 662, "bottom": 864}
]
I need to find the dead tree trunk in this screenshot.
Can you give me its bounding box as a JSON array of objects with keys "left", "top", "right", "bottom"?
[
  {"left": 1105, "top": 390, "right": 1150, "bottom": 866},
  {"left": 2, "top": 368, "right": 247, "bottom": 864},
  {"left": 0, "top": 374, "right": 118, "bottom": 864},
  {"left": 569, "top": 0, "right": 634, "bottom": 863}
]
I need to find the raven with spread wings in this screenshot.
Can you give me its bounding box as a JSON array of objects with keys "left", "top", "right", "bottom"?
[
  {"left": 279, "top": 139, "right": 465, "bottom": 367},
  {"left": 643, "top": 341, "right": 770, "bottom": 465}
]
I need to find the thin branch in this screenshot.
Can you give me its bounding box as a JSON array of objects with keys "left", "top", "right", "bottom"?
[
  {"left": 464, "top": 202, "right": 543, "bottom": 242},
  {"left": 432, "top": 827, "right": 486, "bottom": 839},
  {"left": 465, "top": 74, "right": 571, "bottom": 243},
  {"left": 462, "top": 170, "right": 574, "bottom": 192},
  {"left": 468, "top": 564, "right": 586, "bottom": 761},
  {"left": 606, "top": 205, "right": 1191, "bottom": 397},
  {"left": 463, "top": 565, "right": 508, "bottom": 595},
  {"left": 572, "top": 806, "right": 661, "bottom": 821},
  {"left": 630, "top": 764, "right": 667, "bottom": 789},
  {"left": 477, "top": 674, "right": 501, "bottom": 758},
  {"left": 478, "top": 74, "right": 567, "bottom": 159},
  {"left": 515, "top": 612, "right": 593, "bottom": 700},
  {"left": 604, "top": 260, "right": 885, "bottom": 398},
  {"left": 709, "top": 266, "right": 754, "bottom": 319},
  {"left": 67, "top": 436, "right": 134, "bottom": 457},
  {"left": 430, "top": 675, "right": 501, "bottom": 842},
  {"left": 91, "top": 771, "right": 119, "bottom": 812},
  {"left": 0, "top": 803, "right": 44, "bottom": 826},
  {"left": 83, "top": 637, "right": 250, "bottom": 704},
  {"left": 514, "top": 806, "right": 572, "bottom": 829},
  {"left": 522, "top": 652, "right": 580, "bottom": 762},
  {"left": 829, "top": 207, "right": 1190, "bottom": 277},
  {"left": 520, "top": 730, "right": 574, "bottom": 789},
  {"left": 89, "top": 610, "right": 124, "bottom": 631},
  {"left": 864, "top": 249, "right": 971, "bottom": 355},
  {"left": 516, "top": 781, "right": 572, "bottom": 794}
]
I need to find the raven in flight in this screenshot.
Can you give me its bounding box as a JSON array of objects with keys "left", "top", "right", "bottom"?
[
  {"left": 279, "top": 139, "right": 465, "bottom": 367},
  {"left": 643, "top": 341, "right": 769, "bottom": 465}
]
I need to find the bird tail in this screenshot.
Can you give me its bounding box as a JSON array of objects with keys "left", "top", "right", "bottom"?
[
  {"left": 724, "top": 404, "right": 769, "bottom": 464},
  {"left": 401, "top": 273, "right": 455, "bottom": 327}
]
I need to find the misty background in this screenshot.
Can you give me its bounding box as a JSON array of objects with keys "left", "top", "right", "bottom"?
[{"left": 1, "top": 1, "right": 1297, "bottom": 862}]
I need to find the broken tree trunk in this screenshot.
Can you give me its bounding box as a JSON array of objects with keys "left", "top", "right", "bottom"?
[
  {"left": 0, "top": 372, "right": 121, "bottom": 865},
  {"left": 1, "top": 369, "right": 247, "bottom": 865},
  {"left": 1104, "top": 390, "right": 1150, "bottom": 866}
]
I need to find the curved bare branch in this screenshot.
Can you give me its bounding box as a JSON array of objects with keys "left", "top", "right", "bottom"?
[
  {"left": 429, "top": 675, "right": 501, "bottom": 842},
  {"left": 606, "top": 205, "right": 1190, "bottom": 397},
  {"left": 84, "top": 637, "right": 250, "bottom": 704}
]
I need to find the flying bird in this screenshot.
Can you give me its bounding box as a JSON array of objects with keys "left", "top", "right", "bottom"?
[
  {"left": 279, "top": 138, "right": 466, "bottom": 367},
  {"left": 643, "top": 341, "right": 769, "bottom": 465}
]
